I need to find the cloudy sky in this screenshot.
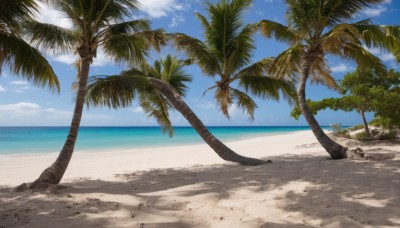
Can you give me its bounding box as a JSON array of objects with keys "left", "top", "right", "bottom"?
[{"left": 0, "top": 0, "right": 399, "bottom": 126}]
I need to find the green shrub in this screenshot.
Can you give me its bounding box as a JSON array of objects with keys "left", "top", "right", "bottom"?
[
  {"left": 370, "top": 117, "right": 394, "bottom": 129},
  {"left": 354, "top": 131, "right": 368, "bottom": 140},
  {"left": 349, "top": 124, "right": 364, "bottom": 131},
  {"left": 379, "top": 130, "right": 398, "bottom": 140}
]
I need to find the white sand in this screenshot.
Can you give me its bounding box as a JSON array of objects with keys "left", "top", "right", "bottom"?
[{"left": 0, "top": 130, "right": 399, "bottom": 227}]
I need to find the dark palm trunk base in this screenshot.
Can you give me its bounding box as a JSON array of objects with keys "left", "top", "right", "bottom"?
[
  {"left": 298, "top": 56, "right": 365, "bottom": 160},
  {"left": 149, "top": 78, "right": 270, "bottom": 166}
]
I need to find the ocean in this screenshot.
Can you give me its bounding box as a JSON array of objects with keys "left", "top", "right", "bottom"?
[{"left": 0, "top": 126, "right": 321, "bottom": 156}]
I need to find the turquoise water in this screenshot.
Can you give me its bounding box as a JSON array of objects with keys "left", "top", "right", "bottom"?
[{"left": 0, "top": 126, "right": 320, "bottom": 155}]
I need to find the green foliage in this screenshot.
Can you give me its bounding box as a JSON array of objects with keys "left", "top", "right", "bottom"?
[
  {"left": 258, "top": 0, "right": 400, "bottom": 87},
  {"left": 349, "top": 125, "right": 364, "bottom": 131},
  {"left": 379, "top": 130, "right": 398, "bottom": 140},
  {"left": 354, "top": 131, "right": 368, "bottom": 141},
  {"left": 291, "top": 68, "right": 400, "bottom": 128},
  {"left": 171, "top": 0, "right": 296, "bottom": 119},
  {"left": 370, "top": 117, "right": 398, "bottom": 129},
  {"left": 0, "top": 0, "right": 59, "bottom": 92},
  {"left": 86, "top": 55, "right": 192, "bottom": 136},
  {"left": 25, "top": 0, "right": 166, "bottom": 66}
]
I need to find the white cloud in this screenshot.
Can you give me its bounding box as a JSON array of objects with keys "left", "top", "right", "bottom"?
[
  {"left": 53, "top": 54, "right": 77, "bottom": 65},
  {"left": 138, "top": 0, "right": 187, "bottom": 18},
  {"left": 0, "top": 84, "right": 6, "bottom": 92},
  {"left": 362, "top": 6, "right": 387, "bottom": 17},
  {"left": 10, "top": 81, "right": 29, "bottom": 86},
  {"left": 363, "top": 46, "right": 397, "bottom": 64},
  {"left": 35, "top": 1, "right": 73, "bottom": 29},
  {"left": 363, "top": 46, "right": 381, "bottom": 55},
  {"left": 10, "top": 81, "right": 30, "bottom": 93},
  {"left": 0, "top": 102, "right": 42, "bottom": 118},
  {"left": 379, "top": 53, "right": 395, "bottom": 62},
  {"left": 0, "top": 102, "right": 113, "bottom": 125},
  {"left": 330, "top": 63, "right": 352, "bottom": 73},
  {"left": 131, "top": 106, "right": 144, "bottom": 113},
  {"left": 362, "top": 0, "right": 392, "bottom": 17},
  {"left": 170, "top": 15, "right": 185, "bottom": 28}
]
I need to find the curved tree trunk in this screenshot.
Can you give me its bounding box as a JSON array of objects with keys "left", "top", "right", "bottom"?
[
  {"left": 298, "top": 54, "right": 348, "bottom": 159},
  {"left": 28, "top": 49, "right": 93, "bottom": 190},
  {"left": 359, "top": 109, "right": 371, "bottom": 138},
  {"left": 149, "top": 78, "right": 269, "bottom": 166}
]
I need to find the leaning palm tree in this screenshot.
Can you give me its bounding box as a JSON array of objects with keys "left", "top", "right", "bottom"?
[
  {"left": 170, "top": 0, "right": 295, "bottom": 161},
  {"left": 0, "top": 0, "right": 59, "bottom": 91},
  {"left": 258, "top": 0, "right": 400, "bottom": 159},
  {"left": 86, "top": 55, "right": 269, "bottom": 166},
  {"left": 23, "top": 0, "right": 165, "bottom": 189}
]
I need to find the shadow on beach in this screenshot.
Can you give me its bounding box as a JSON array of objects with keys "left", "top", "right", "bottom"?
[{"left": 1, "top": 153, "right": 399, "bottom": 227}]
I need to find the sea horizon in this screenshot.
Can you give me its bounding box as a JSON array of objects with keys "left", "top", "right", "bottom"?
[{"left": 0, "top": 126, "right": 333, "bottom": 156}]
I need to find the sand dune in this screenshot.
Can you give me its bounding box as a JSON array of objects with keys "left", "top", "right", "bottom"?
[{"left": 0, "top": 131, "right": 399, "bottom": 227}]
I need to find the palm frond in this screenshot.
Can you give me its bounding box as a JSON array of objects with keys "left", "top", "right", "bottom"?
[
  {"left": 239, "top": 75, "right": 296, "bottom": 104},
  {"left": 325, "top": 40, "right": 387, "bottom": 74},
  {"left": 95, "top": 19, "right": 151, "bottom": 41},
  {"left": 354, "top": 22, "right": 400, "bottom": 60},
  {"left": 232, "top": 57, "right": 274, "bottom": 79},
  {"left": 85, "top": 74, "right": 147, "bottom": 109},
  {"left": 258, "top": 19, "right": 300, "bottom": 43},
  {"left": 170, "top": 33, "right": 221, "bottom": 76},
  {"left": 269, "top": 43, "right": 304, "bottom": 78},
  {"left": 138, "top": 88, "right": 174, "bottom": 137},
  {"left": 231, "top": 88, "right": 257, "bottom": 119},
  {"left": 23, "top": 20, "right": 80, "bottom": 54},
  {"left": 225, "top": 24, "right": 256, "bottom": 75},
  {"left": 309, "top": 58, "right": 342, "bottom": 92},
  {"left": 320, "top": 0, "right": 386, "bottom": 26},
  {"left": 215, "top": 87, "right": 233, "bottom": 118},
  {"left": 0, "top": 32, "right": 60, "bottom": 92},
  {"left": 0, "top": 0, "right": 38, "bottom": 31}
]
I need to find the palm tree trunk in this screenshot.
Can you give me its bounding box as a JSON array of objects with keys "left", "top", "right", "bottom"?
[
  {"left": 298, "top": 55, "right": 348, "bottom": 159},
  {"left": 29, "top": 53, "right": 92, "bottom": 190},
  {"left": 149, "top": 78, "right": 269, "bottom": 166},
  {"left": 360, "top": 109, "right": 371, "bottom": 137}
]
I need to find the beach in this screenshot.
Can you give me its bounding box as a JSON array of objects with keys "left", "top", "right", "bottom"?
[{"left": 1, "top": 130, "right": 399, "bottom": 227}]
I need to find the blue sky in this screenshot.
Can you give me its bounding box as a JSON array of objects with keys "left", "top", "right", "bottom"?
[{"left": 0, "top": 0, "right": 399, "bottom": 126}]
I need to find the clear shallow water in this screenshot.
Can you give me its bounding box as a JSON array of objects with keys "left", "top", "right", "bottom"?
[{"left": 0, "top": 126, "right": 325, "bottom": 155}]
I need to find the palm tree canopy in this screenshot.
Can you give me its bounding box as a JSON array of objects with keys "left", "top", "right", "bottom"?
[
  {"left": 171, "top": 0, "right": 295, "bottom": 118},
  {"left": 0, "top": 0, "right": 60, "bottom": 92},
  {"left": 259, "top": 0, "right": 400, "bottom": 86},
  {"left": 24, "top": 0, "right": 166, "bottom": 64},
  {"left": 85, "top": 55, "right": 192, "bottom": 136}
]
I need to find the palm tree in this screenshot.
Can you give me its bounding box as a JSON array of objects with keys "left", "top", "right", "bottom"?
[
  {"left": 169, "top": 0, "right": 295, "bottom": 161},
  {"left": 85, "top": 55, "right": 269, "bottom": 166},
  {"left": 258, "top": 0, "right": 400, "bottom": 159},
  {"left": 0, "top": 0, "right": 59, "bottom": 91},
  {"left": 24, "top": 0, "right": 165, "bottom": 189}
]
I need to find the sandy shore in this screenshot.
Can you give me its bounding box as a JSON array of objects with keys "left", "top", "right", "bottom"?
[{"left": 0, "top": 130, "right": 399, "bottom": 227}]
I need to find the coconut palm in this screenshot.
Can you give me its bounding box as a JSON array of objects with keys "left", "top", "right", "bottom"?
[
  {"left": 85, "top": 55, "right": 269, "bottom": 166},
  {"left": 258, "top": 0, "right": 400, "bottom": 159},
  {"left": 172, "top": 0, "right": 294, "bottom": 119},
  {"left": 24, "top": 0, "right": 165, "bottom": 189},
  {"left": 170, "top": 0, "right": 295, "bottom": 163},
  {"left": 0, "top": 0, "right": 59, "bottom": 91}
]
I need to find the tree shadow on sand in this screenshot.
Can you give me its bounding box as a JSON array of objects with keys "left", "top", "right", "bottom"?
[{"left": 0, "top": 154, "right": 399, "bottom": 227}]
